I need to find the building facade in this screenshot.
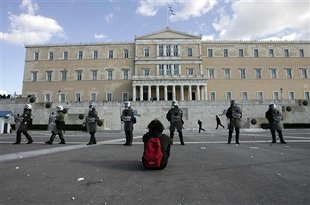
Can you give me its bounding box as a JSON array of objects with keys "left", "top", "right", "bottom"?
[{"left": 23, "top": 28, "right": 310, "bottom": 103}]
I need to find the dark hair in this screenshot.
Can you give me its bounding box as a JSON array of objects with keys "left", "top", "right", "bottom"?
[{"left": 147, "top": 119, "right": 164, "bottom": 136}]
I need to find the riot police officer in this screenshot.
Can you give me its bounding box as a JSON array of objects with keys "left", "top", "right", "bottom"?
[
  {"left": 13, "top": 104, "right": 33, "bottom": 144},
  {"left": 121, "top": 101, "right": 136, "bottom": 146},
  {"left": 265, "top": 103, "right": 286, "bottom": 144},
  {"left": 226, "top": 100, "right": 242, "bottom": 144},
  {"left": 45, "top": 105, "right": 66, "bottom": 144},
  {"left": 86, "top": 103, "right": 100, "bottom": 145},
  {"left": 166, "top": 100, "right": 184, "bottom": 145}
]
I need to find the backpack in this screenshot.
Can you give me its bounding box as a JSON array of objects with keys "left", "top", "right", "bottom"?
[
  {"left": 231, "top": 106, "right": 242, "bottom": 119},
  {"left": 143, "top": 137, "right": 163, "bottom": 169}
]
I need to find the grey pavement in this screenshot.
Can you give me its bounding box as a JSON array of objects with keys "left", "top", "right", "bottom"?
[{"left": 0, "top": 128, "right": 310, "bottom": 205}]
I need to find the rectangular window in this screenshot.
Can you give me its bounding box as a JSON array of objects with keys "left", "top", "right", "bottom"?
[
  {"left": 187, "top": 48, "right": 193, "bottom": 57},
  {"left": 108, "top": 50, "right": 113, "bottom": 58},
  {"left": 108, "top": 70, "right": 113, "bottom": 80},
  {"left": 123, "top": 70, "right": 129, "bottom": 80},
  {"left": 76, "top": 70, "right": 82, "bottom": 81},
  {"left": 269, "top": 48, "right": 274, "bottom": 57},
  {"left": 61, "top": 70, "right": 67, "bottom": 81},
  {"left": 207, "top": 49, "right": 213, "bottom": 57},
  {"left": 144, "top": 69, "right": 150, "bottom": 76},
  {"left": 92, "top": 70, "right": 97, "bottom": 80},
  {"left": 270, "top": 68, "right": 277, "bottom": 79},
  {"left": 225, "top": 92, "right": 232, "bottom": 101},
  {"left": 124, "top": 49, "right": 129, "bottom": 58},
  {"left": 284, "top": 48, "right": 289, "bottom": 57},
  {"left": 257, "top": 91, "right": 264, "bottom": 101},
  {"left": 159, "top": 65, "right": 164, "bottom": 75},
  {"left": 255, "top": 68, "right": 262, "bottom": 79},
  {"left": 63, "top": 51, "right": 68, "bottom": 60},
  {"left": 166, "top": 45, "right": 171, "bottom": 56},
  {"left": 49, "top": 52, "right": 54, "bottom": 60},
  {"left": 90, "top": 93, "right": 96, "bottom": 102},
  {"left": 288, "top": 91, "right": 295, "bottom": 100},
  {"left": 78, "top": 51, "right": 83, "bottom": 60},
  {"left": 223, "top": 49, "right": 228, "bottom": 57},
  {"left": 173, "top": 65, "right": 179, "bottom": 75},
  {"left": 122, "top": 92, "right": 129, "bottom": 101},
  {"left": 210, "top": 91, "right": 216, "bottom": 101},
  {"left": 107, "top": 92, "right": 113, "bottom": 101},
  {"left": 208, "top": 68, "right": 215, "bottom": 79},
  {"left": 299, "top": 49, "right": 304, "bottom": 58},
  {"left": 188, "top": 68, "right": 194, "bottom": 76},
  {"left": 34, "top": 52, "right": 39, "bottom": 61},
  {"left": 238, "top": 49, "right": 244, "bottom": 57},
  {"left": 93, "top": 50, "right": 98, "bottom": 59},
  {"left": 144, "top": 48, "right": 150, "bottom": 57},
  {"left": 173, "top": 45, "right": 178, "bottom": 56},
  {"left": 75, "top": 93, "right": 81, "bottom": 102},
  {"left": 44, "top": 94, "right": 51, "bottom": 103},
  {"left": 166, "top": 65, "right": 172, "bottom": 75},
  {"left": 273, "top": 91, "right": 279, "bottom": 101},
  {"left": 46, "top": 71, "right": 52, "bottom": 81},
  {"left": 305, "top": 91, "right": 310, "bottom": 100},
  {"left": 300, "top": 68, "right": 308, "bottom": 79},
  {"left": 224, "top": 68, "right": 231, "bottom": 79},
  {"left": 31, "top": 72, "right": 38, "bottom": 82},
  {"left": 240, "top": 68, "right": 246, "bottom": 79},
  {"left": 254, "top": 48, "right": 259, "bottom": 57},
  {"left": 285, "top": 68, "right": 293, "bottom": 79},
  {"left": 241, "top": 92, "right": 248, "bottom": 101},
  {"left": 60, "top": 93, "right": 66, "bottom": 103},
  {"left": 159, "top": 45, "right": 164, "bottom": 57}
]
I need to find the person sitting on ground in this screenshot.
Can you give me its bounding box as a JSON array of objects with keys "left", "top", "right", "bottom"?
[{"left": 142, "top": 119, "right": 172, "bottom": 170}]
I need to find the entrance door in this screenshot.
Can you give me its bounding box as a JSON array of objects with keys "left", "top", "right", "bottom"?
[{"left": 192, "top": 92, "right": 196, "bottom": 101}]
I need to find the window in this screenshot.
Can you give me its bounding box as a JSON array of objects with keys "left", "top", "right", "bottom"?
[
  {"left": 166, "top": 65, "right": 172, "bottom": 75},
  {"left": 166, "top": 45, "right": 171, "bottom": 56},
  {"left": 61, "top": 70, "right": 67, "bottom": 81},
  {"left": 44, "top": 94, "right": 51, "bottom": 102},
  {"left": 224, "top": 68, "right": 231, "bottom": 79},
  {"left": 188, "top": 68, "right": 194, "bottom": 76},
  {"left": 90, "top": 93, "right": 97, "bottom": 102},
  {"left": 108, "top": 50, "right": 113, "bottom": 58},
  {"left": 31, "top": 71, "right": 38, "bottom": 82},
  {"left": 300, "top": 68, "right": 308, "bottom": 79},
  {"left": 269, "top": 48, "right": 274, "bottom": 57},
  {"left": 225, "top": 92, "right": 232, "bottom": 101},
  {"left": 123, "top": 69, "right": 129, "bottom": 80},
  {"left": 107, "top": 70, "right": 113, "bottom": 80},
  {"left": 285, "top": 68, "right": 293, "bottom": 79},
  {"left": 241, "top": 92, "right": 248, "bottom": 101},
  {"left": 49, "top": 52, "right": 54, "bottom": 60},
  {"left": 78, "top": 51, "right": 83, "bottom": 60},
  {"left": 238, "top": 49, "right": 244, "bottom": 57},
  {"left": 159, "top": 45, "right": 164, "bottom": 57},
  {"left": 46, "top": 71, "right": 52, "bottom": 81},
  {"left": 124, "top": 49, "right": 129, "bottom": 58},
  {"left": 76, "top": 70, "right": 82, "bottom": 81},
  {"left": 122, "top": 92, "right": 129, "bottom": 101},
  {"left": 207, "top": 49, "right": 213, "bottom": 57},
  {"left": 34, "top": 52, "right": 39, "bottom": 61},
  {"left": 159, "top": 65, "right": 164, "bottom": 75},
  {"left": 93, "top": 50, "right": 98, "bottom": 59},
  {"left": 255, "top": 68, "right": 262, "bottom": 79},
  {"left": 299, "top": 49, "right": 304, "bottom": 58},
  {"left": 240, "top": 68, "right": 246, "bottom": 79},
  {"left": 144, "top": 69, "right": 150, "bottom": 76},
  {"left": 210, "top": 91, "right": 216, "bottom": 101},
  {"left": 288, "top": 91, "right": 295, "bottom": 100},
  {"left": 63, "top": 51, "right": 68, "bottom": 60},
  {"left": 305, "top": 91, "right": 310, "bottom": 100},
  {"left": 75, "top": 93, "right": 81, "bottom": 102},
  {"left": 257, "top": 91, "right": 264, "bottom": 101},
  {"left": 284, "top": 48, "right": 289, "bottom": 57},
  {"left": 173, "top": 65, "right": 179, "bottom": 75},
  {"left": 254, "top": 48, "right": 259, "bottom": 57},
  {"left": 223, "top": 49, "right": 228, "bottom": 57},
  {"left": 59, "top": 93, "right": 66, "bottom": 103},
  {"left": 187, "top": 48, "right": 193, "bottom": 57},
  {"left": 106, "top": 92, "right": 113, "bottom": 101},
  {"left": 270, "top": 68, "right": 277, "bottom": 79},
  {"left": 173, "top": 45, "right": 179, "bottom": 56},
  {"left": 273, "top": 91, "right": 279, "bottom": 101},
  {"left": 208, "top": 68, "right": 215, "bottom": 79},
  {"left": 144, "top": 48, "right": 150, "bottom": 57},
  {"left": 92, "top": 70, "right": 97, "bottom": 80}
]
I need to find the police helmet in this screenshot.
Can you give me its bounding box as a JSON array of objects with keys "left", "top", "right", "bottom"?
[
  {"left": 125, "top": 101, "right": 131, "bottom": 108},
  {"left": 56, "top": 105, "right": 64, "bottom": 112},
  {"left": 24, "top": 104, "right": 32, "bottom": 110},
  {"left": 89, "top": 102, "right": 96, "bottom": 110},
  {"left": 230, "top": 100, "right": 237, "bottom": 106},
  {"left": 172, "top": 100, "right": 178, "bottom": 107},
  {"left": 269, "top": 103, "right": 276, "bottom": 108}
]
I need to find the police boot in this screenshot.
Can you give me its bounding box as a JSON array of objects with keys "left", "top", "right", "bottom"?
[
  {"left": 24, "top": 132, "right": 33, "bottom": 144},
  {"left": 178, "top": 131, "right": 185, "bottom": 145},
  {"left": 278, "top": 131, "right": 286, "bottom": 144},
  {"left": 228, "top": 130, "right": 233, "bottom": 144},
  {"left": 235, "top": 129, "right": 240, "bottom": 144},
  {"left": 58, "top": 133, "right": 66, "bottom": 144},
  {"left": 45, "top": 134, "right": 55, "bottom": 145},
  {"left": 271, "top": 130, "right": 276, "bottom": 143},
  {"left": 13, "top": 132, "right": 22, "bottom": 144},
  {"left": 170, "top": 132, "right": 174, "bottom": 145}
]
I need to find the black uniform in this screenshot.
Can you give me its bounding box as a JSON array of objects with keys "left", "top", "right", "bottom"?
[
  {"left": 13, "top": 109, "right": 33, "bottom": 144},
  {"left": 216, "top": 115, "right": 225, "bottom": 129},
  {"left": 198, "top": 120, "right": 205, "bottom": 133},
  {"left": 226, "top": 104, "right": 242, "bottom": 144},
  {"left": 86, "top": 108, "right": 99, "bottom": 145},
  {"left": 45, "top": 111, "right": 66, "bottom": 144},
  {"left": 265, "top": 106, "right": 286, "bottom": 144},
  {"left": 121, "top": 108, "right": 136, "bottom": 146},
  {"left": 166, "top": 106, "right": 184, "bottom": 145}
]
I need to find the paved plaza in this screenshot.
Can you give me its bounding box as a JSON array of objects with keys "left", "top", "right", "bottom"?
[{"left": 1, "top": 128, "right": 310, "bottom": 205}]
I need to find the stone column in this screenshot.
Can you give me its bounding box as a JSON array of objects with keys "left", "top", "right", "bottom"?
[
  {"left": 172, "top": 85, "right": 176, "bottom": 101},
  {"left": 196, "top": 85, "right": 201, "bottom": 101},
  {"left": 188, "top": 85, "right": 192, "bottom": 101},
  {"left": 156, "top": 85, "right": 159, "bottom": 101},
  {"left": 140, "top": 85, "right": 143, "bottom": 101},
  {"left": 204, "top": 85, "right": 208, "bottom": 101},
  {"left": 132, "top": 85, "right": 136, "bottom": 101},
  {"left": 164, "top": 85, "right": 168, "bottom": 101},
  {"left": 148, "top": 85, "right": 151, "bottom": 101},
  {"left": 180, "top": 85, "right": 184, "bottom": 101}
]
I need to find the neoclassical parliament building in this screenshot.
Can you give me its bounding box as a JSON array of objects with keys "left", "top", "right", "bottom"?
[{"left": 23, "top": 28, "right": 310, "bottom": 103}]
